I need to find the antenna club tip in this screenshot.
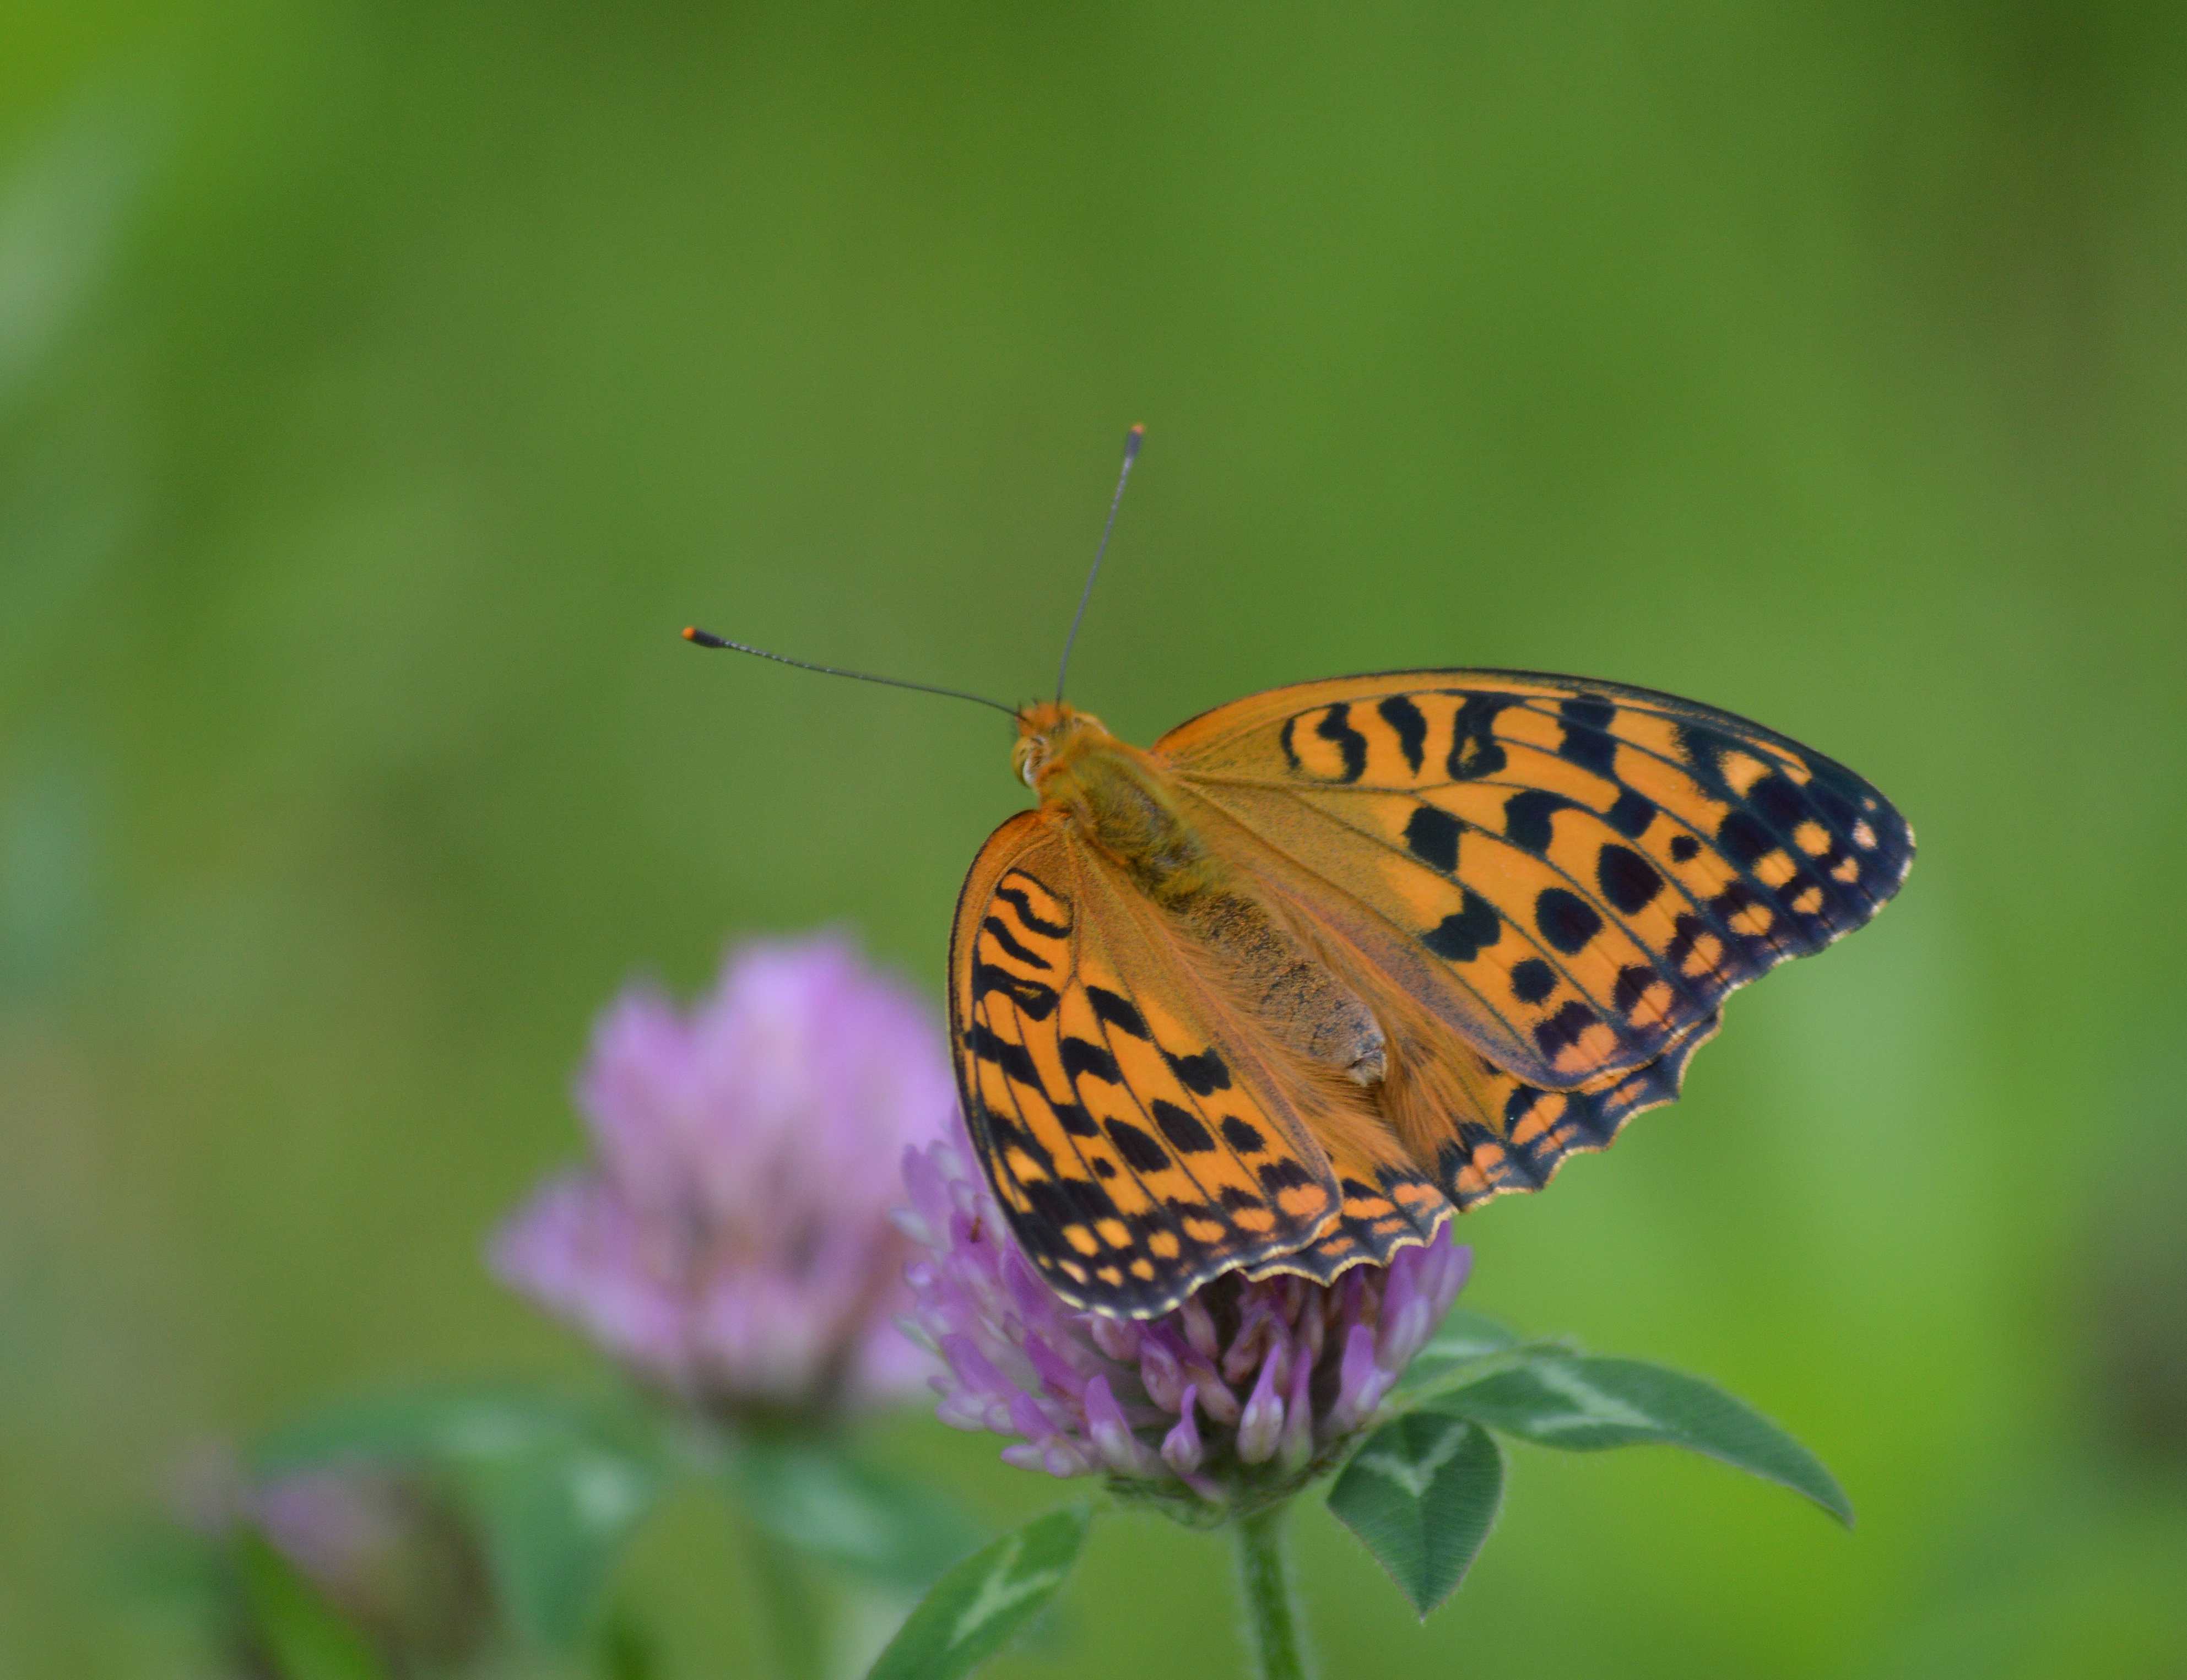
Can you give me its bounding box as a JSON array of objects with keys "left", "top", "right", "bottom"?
[
  {"left": 681, "top": 625, "right": 699, "bottom": 640},
  {"left": 683, "top": 626, "right": 729, "bottom": 648}
]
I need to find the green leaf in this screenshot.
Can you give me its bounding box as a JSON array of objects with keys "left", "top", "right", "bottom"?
[
  {"left": 1439, "top": 1356, "right": 1853, "bottom": 1524},
  {"left": 448, "top": 1442, "right": 658, "bottom": 1646},
  {"left": 596, "top": 1607, "right": 661, "bottom": 1680},
  {"left": 1326, "top": 1408, "right": 1503, "bottom": 1618},
  {"left": 1393, "top": 1308, "right": 1523, "bottom": 1393},
  {"left": 251, "top": 1384, "right": 656, "bottom": 1472},
  {"left": 252, "top": 1385, "right": 667, "bottom": 1648},
  {"left": 864, "top": 1505, "right": 1091, "bottom": 1680},
  {"left": 234, "top": 1531, "right": 392, "bottom": 1680},
  {"left": 722, "top": 1434, "right": 984, "bottom": 1589}
]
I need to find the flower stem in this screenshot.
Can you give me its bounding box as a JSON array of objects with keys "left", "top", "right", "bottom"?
[{"left": 1232, "top": 1503, "right": 1315, "bottom": 1680}]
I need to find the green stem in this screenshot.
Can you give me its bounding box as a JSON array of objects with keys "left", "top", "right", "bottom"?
[
  {"left": 743, "top": 1515, "right": 826, "bottom": 1680},
  {"left": 1232, "top": 1503, "right": 1315, "bottom": 1680}
]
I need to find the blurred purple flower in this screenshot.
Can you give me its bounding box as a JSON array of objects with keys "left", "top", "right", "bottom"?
[
  {"left": 491, "top": 933, "right": 953, "bottom": 1419},
  {"left": 898, "top": 1126, "right": 1471, "bottom": 1511},
  {"left": 177, "top": 1450, "right": 494, "bottom": 1672}
]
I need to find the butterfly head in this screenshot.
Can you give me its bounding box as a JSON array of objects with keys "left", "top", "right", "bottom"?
[{"left": 1013, "top": 701, "right": 1115, "bottom": 792}]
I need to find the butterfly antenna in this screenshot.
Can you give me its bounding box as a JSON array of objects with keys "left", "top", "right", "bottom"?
[
  {"left": 681, "top": 627, "right": 1018, "bottom": 717},
  {"left": 1054, "top": 422, "right": 1145, "bottom": 702}
]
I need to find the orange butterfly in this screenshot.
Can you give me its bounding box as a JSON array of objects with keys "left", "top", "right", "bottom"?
[{"left": 691, "top": 427, "right": 1913, "bottom": 1320}]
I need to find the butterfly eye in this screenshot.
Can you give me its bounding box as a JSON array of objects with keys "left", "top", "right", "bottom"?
[{"left": 1014, "top": 736, "right": 1048, "bottom": 789}]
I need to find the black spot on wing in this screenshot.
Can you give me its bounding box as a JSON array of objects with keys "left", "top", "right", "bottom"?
[
  {"left": 1710, "top": 881, "right": 1761, "bottom": 925},
  {"left": 1532, "top": 999, "right": 1600, "bottom": 1059},
  {"left": 1676, "top": 723, "right": 1734, "bottom": 798},
  {"left": 1020, "top": 1172, "right": 1117, "bottom": 1232},
  {"left": 1086, "top": 985, "right": 1150, "bottom": 1039},
  {"left": 1596, "top": 844, "right": 1665, "bottom": 914},
  {"left": 1059, "top": 1036, "right": 1122, "bottom": 1085},
  {"left": 994, "top": 882, "right": 1070, "bottom": 937},
  {"left": 1606, "top": 788, "right": 1655, "bottom": 839},
  {"left": 1502, "top": 790, "right": 1570, "bottom": 855},
  {"left": 1509, "top": 957, "right": 1556, "bottom": 1005},
  {"left": 1423, "top": 889, "right": 1502, "bottom": 962},
  {"left": 1220, "top": 1115, "right": 1266, "bottom": 1154},
  {"left": 1150, "top": 1098, "right": 1216, "bottom": 1153},
  {"left": 1446, "top": 692, "right": 1512, "bottom": 781},
  {"left": 979, "top": 1105, "right": 1050, "bottom": 1171},
  {"left": 1666, "top": 913, "right": 1708, "bottom": 970},
  {"left": 1750, "top": 773, "right": 1806, "bottom": 832},
  {"left": 1315, "top": 705, "right": 1369, "bottom": 783},
  {"left": 1258, "top": 1157, "right": 1316, "bottom": 1192},
  {"left": 1376, "top": 695, "right": 1428, "bottom": 773},
  {"left": 1105, "top": 1119, "right": 1170, "bottom": 1174},
  {"left": 966, "top": 1021, "right": 1041, "bottom": 1086},
  {"left": 1611, "top": 964, "right": 1657, "bottom": 1016},
  {"left": 981, "top": 915, "right": 1049, "bottom": 970},
  {"left": 1164, "top": 1046, "right": 1232, "bottom": 1096},
  {"left": 1557, "top": 695, "right": 1619, "bottom": 778},
  {"left": 1053, "top": 1099, "right": 1100, "bottom": 1138},
  {"left": 1535, "top": 888, "right": 1603, "bottom": 955},
  {"left": 1404, "top": 804, "right": 1464, "bottom": 874},
  {"left": 1669, "top": 833, "right": 1701, "bottom": 863},
  {"left": 1716, "top": 810, "right": 1774, "bottom": 869},
  {"left": 972, "top": 963, "right": 1058, "bottom": 1021}
]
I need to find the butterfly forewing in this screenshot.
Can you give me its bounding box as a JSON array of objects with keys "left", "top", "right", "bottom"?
[{"left": 1156, "top": 670, "right": 1913, "bottom": 1096}]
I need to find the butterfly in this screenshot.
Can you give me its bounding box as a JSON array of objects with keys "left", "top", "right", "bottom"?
[{"left": 689, "top": 429, "right": 1914, "bottom": 1321}]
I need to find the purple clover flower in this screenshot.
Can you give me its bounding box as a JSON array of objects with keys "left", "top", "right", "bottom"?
[
  {"left": 491, "top": 933, "right": 954, "bottom": 1419},
  {"left": 898, "top": 1125, "right": 1471, "bottom": 1513}
]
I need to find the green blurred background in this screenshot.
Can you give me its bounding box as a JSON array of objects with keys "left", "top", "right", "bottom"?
[{"left": 7, "top": 1, "right": 2187, "bottom": 1674}]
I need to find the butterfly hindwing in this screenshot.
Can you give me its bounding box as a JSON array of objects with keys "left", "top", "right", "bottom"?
[
  {"left": 951, "top": 810, "right": 1450, "bottom": 1316},
  {"left": 1422, "top": 1011, "right": 1719, "bottom": 1210},
  {"left": 1157, "top": 670, "right": 1912, "bottom": 1099}
]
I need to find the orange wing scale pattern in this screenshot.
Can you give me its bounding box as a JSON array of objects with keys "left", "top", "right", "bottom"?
[
  {"left": 1159, "top": 670, "right": 1910, "bottom": 1218},
  {"left": 950, "top": 811, "right": 1445, "bottom": 1316},
  {"left": 1163, "top": 674, "right": 1909, "bottom": 1085},
  {"left": 951, "top": 669, "right": 1912, "bottom": 1318}
]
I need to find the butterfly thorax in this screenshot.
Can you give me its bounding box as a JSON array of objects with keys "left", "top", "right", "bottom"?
[
  {"left": 1015, "top": 701, "right": 1387, "bottom": 1079},
  {"left": 1015, "top": 702, "right": 1215, "bottom": 903}
]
